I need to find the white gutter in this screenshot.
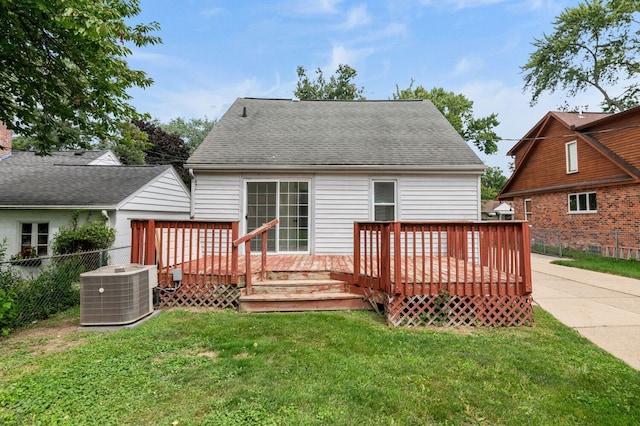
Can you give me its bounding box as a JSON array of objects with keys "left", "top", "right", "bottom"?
[
  {"left": 186, "top": 164, "right": 487, "bottom": 173},
  {"left": 189, "top": 168, "right": 196, "bottom": 218}
]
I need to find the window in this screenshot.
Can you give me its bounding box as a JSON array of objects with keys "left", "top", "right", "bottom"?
[
  {"left": 568, "top": 192, "right": 597, "bottom": 213},
  {"left": 566, "top": 141, "right": 578, "bottom": 173},
  {"left": 21, "top": 223, "right": 49, "bottom": 256},
  {"left": 524, "top": 199, "right": 532, "bottom": 221},
  {"left": 373, "top": 181, "right": 396, "bottom": 221}
]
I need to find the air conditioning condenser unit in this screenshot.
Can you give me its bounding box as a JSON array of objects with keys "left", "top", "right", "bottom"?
[{"left": 80, "top": 264, "right": 158, "bottom": 326}]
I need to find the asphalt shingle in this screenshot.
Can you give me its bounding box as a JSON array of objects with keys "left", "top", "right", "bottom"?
[{"left": 187, "top": 98, "right": 484, "bottom": 168}]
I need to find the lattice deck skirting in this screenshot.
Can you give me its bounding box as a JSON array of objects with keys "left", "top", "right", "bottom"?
[
  {"left": 385, "top": 294, "right": 533, "bottom": 327},
  {"left": 156, "top": 284, "right": 240, "bottom": 309}
]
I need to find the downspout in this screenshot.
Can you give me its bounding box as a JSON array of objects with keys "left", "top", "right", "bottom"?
[{"left": 189, "top": 168, "right": 196, "bottom": 219}]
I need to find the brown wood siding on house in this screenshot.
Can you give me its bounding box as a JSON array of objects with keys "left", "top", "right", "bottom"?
[
  {"left": 507, "top": 118, "right": 629, "bottom": 195},
  {"left": 585, "top": 114, "right": 640, "bottom": 169}
]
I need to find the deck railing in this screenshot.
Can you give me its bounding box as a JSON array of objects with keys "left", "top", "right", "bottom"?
[
  {"left": 353, "top": 221, "right": 532, "bottom": 298},
  {"left": 232, "top": 219, "right": 279, "bottom": 295},
  {"left": 131, "top": 219, "right": 239, "bottom": 286}
]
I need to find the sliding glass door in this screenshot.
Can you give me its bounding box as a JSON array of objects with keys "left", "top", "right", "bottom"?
[{"left": 246, "top": 181, "right": 309, "bottom": 252}]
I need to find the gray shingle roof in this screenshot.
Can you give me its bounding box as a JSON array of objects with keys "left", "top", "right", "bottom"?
[
  {"left": 187, "top": 98, "right": 484, "bottom": 169},
  {"left": 3, "top": 150, "right": 113, "bottom": 166},
  {"left": 0, "top": 163, "right": 172, "bottom": 206}
]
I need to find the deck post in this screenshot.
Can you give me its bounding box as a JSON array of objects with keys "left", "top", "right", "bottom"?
[
  {"left": 144, "top": 219, "right": 156, "bottom": 266},
  {"left": 353, "top": 223, "right": 361, "bottom": 285},
  {"left": 261, "top": 231, "right": 268, "bottom": 280},
  {"left": 521, "top": 222, "right": 533, "bottom": 294},
  {"left": 245, "top": 248, "right": 252, "bottom": 294},
  {"left": 231, "top": 222, "right": 239, "bottom": 284},
  {"left": 130, "top": 220, "right": 140, "bottom": 263},
  {"left": 392, "top": 222, "right": 402, "bottom": 295}
]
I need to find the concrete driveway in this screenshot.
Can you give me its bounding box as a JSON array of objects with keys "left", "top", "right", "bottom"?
[{"left": 531, "top": 253, "right": 640, "bottom": 370}]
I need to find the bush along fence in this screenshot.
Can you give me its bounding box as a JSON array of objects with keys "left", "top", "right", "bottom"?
[
  {"left": 0, "top": 245, "right": 131, "bottom": 335},
  {"left": 530, "top": 227, "right": 640, "bottom": 259}
]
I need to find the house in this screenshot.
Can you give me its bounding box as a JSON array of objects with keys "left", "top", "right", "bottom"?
[
  {"left": 497, "top": 107, "right": 640, "bottom": 254},
  {"left": 186, "top": 98, "right": 486, "bottom": 254},
  {"left": 0, "top": 149, "right": 191, "bottom": 265},
  {"left": 0, "top": 121, "right": 11, "bottom": 159},
  {"left": 481, "top": 200, "right": 514, "bottom": 221}
]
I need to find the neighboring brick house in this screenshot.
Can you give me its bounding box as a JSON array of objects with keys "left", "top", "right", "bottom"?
[
  {"left": 497, "top": 107, "right": 640, "bottom": 256},
  {"left": 0, "top": 122, "right": 11, "bottom": 159}
]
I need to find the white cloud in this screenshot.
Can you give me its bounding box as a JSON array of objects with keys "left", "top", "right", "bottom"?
[
  {"left": 453, "top": 57, "right": 484, "bottom": 76},
  {"left": 341, "top": 4, "right": 371, "bottom": 29},
  {"left": 201, "top": 7, "right": 223, "bottom": 18},
  {"left": 420, "top": 0, "right": 507, "bottom": 10},
  {"left": 327, "top": 44, "right": 375, "bottom": 71},
  {"left": 292, "top": 0, "right": 344, "bottom": 15}
]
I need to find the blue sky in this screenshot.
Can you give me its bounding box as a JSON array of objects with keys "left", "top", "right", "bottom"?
[{"left": 128, "top": 0, "right": 598, "bottom": 173}]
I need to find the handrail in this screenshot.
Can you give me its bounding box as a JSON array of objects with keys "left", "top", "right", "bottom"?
[{"left": 232, "top": 218, "right": 279, "bottom": 295}]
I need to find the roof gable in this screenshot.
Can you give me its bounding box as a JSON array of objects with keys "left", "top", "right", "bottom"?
[
  {"left": 499, "top": 109, "right": 640, "bottom": 198},
  {"left": 187, "top": 98, "right": 484, "bottom": 170}
]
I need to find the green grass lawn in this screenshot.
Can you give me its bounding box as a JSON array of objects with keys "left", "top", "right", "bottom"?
[
  {"left": 550, "top": 250, "right": 640, "bottom": 280},
  {"left": 1, "top": 308, "right": 639, "bottom": 425}
]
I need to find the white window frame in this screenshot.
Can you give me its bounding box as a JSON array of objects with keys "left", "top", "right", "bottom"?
[
  {"left": 20, "top": 222, "right": 49, "bottom": 256},
  {"left": 371, "top": 180, "right": 397, "bottom": 221},
  {"left": 568, "top": 192, "right": 597, "bottom": 214},
  {"left": 524, "top": 198, "right": 532, "bottom": 221},
  {"left": 566, "top": 141, "right": 578, "bottom": 174}
]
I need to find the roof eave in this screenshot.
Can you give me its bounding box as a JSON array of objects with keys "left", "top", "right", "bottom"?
[
  {"left": 187, "top": 164, "right": 486, "bottom": 173},
  {"left": 0, "top": 204, "right": 119, "bottom": 210}
]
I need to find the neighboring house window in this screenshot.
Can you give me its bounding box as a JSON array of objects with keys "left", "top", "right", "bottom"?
[
  {"left": 373, "top": 181, "right": 396, "bottom": 221},
  {"left": 21, "top": 223, "right": 49, "bottom": 256},
  {"left": 524, "top": 199, "right": 532, "bottom": 221},
  {"left": 568, "top": 192, "right": 597, "bottom": 213},
  {"left": 566, "top": 141, "right": 578, "bottom": 173}
]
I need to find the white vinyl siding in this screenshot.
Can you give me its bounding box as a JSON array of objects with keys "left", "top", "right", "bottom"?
[
  {"left": 191, "top": 172, "right": 481, "bottom": 254},
  {"left": 399, "top": 175, "right": 480, "bottom": 221},
  {"left": 192, "top": 174, "right": 242, "bottom": 220},
  {"left": 315, "top": 175, "right": 369, "bottom": 254},
  {"left": 120, "top": 171, "right": 190, "bottom": 212}
]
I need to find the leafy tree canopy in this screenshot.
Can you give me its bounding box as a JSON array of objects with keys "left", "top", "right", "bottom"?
[
  {"left": 97, "top": 122, "right": 150, "bottom": 165},
  {"left": 393, "top": 81, "right": 500, "bottom": 155},
  {"left": 295, "top": 64, "right": 365, "bottom": 100},
  {"left": 481, "top": 166, "right": 508, "bottom": 200},
  {"left": 522, "top": 0, "right": 640, "bottom": 112},
  {"left": 158, "top": 117, "right": 216, "bottom": 154},
  {"left": 0, "top": 0, "right": 161, "bottom": 154},
  {"left": 134, "top": 120, "right": 190, "bottom": 184}
]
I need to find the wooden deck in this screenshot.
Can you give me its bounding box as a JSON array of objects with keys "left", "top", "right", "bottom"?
[{"left": 171, "top": 254, "right": 521, "bottom": 285}]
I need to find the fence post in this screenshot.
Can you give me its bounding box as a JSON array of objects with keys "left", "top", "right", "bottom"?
[{"left": 558, "top": 231, "right": 562, "bottom": 257}]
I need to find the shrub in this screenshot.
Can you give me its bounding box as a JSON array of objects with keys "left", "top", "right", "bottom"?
[
  {"left": 51, "top": 211, "right": 115, "bottom": 255},
  {"left": 0, "top": 239, "right": 20, "bottom": 334}
]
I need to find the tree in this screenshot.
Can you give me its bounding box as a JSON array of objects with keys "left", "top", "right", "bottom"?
[
  {"left": 0, "top": 0, "right": 161, "bottom": 154},
  {"left": 393, "top": 81, "right": 500, "bottom": 155},
  {"left": 133, "top": 120, "right": 190, "bottom": 184},
  {"left": 294, "top": 64, "right": 365, "bottom": 100},
  {"left": 158, "top": 117, "right": 216, "bottom": 154},
  {"left": 98, "top": 122, "right": 150, "bottom": 165},
  {"left": 522, "top": 0, "right": 640, "bottom": 112},
  {"left": 481, "top": 166, "right": 508, "bottom": 200}
]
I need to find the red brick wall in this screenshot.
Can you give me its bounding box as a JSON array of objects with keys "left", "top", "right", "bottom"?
[
  {"left": 513, "top": 184, "right": 640, "bottom": 251},
  {"left": 0, "top": 122, "right": 12, "bottom": 157}
]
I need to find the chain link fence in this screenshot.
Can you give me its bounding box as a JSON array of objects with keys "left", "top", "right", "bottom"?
[
  {"left": 530, "top": 227, "right": 640, "bottom": 259},
  {"left": 0, "top": 246, "right": 131, "bottom": 333}
]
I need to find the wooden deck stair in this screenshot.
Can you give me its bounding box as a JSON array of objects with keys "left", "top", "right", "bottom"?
[{"left": 238, "top": 271, "right": 370, "bottom": 313}]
